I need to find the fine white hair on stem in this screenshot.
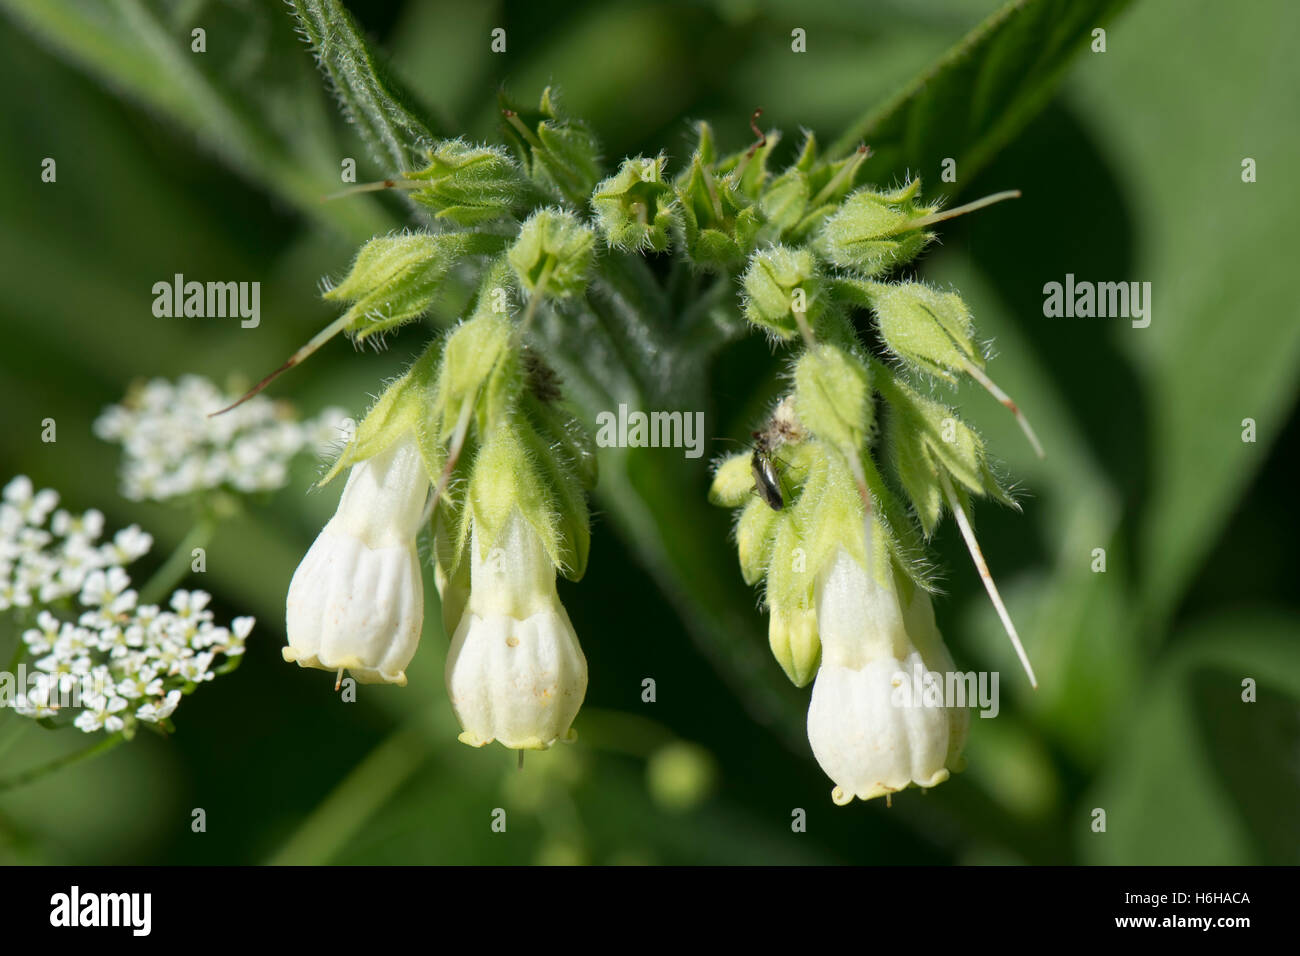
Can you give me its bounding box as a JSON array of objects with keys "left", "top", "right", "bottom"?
[
  {"left": 938, "top": 470, "right": 1038, "bottom": 688},
  {"left": 907, "top": 190, "right": 1022, "bottom": 230},
  {"left": 961, "top": 358, "right": 1045, "bottom": 459}
]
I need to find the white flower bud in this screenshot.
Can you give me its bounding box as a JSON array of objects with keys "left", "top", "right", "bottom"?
[
  {"left": 445, "top": 510, "right": 587, "bottom": 750},
  {"left": 284, "top": 434, "right": 429, "bottom": 685},
  {"left": 806, "top": 548, "right": 967, "bottom": 805}
]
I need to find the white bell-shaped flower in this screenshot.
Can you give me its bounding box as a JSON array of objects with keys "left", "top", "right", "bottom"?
[
  {"left": 806, "top": 547, "right": 968, "bottom": 805},
  {"left": 284, "top": 434, "right": 428, "bottom": 685},
  {"left": 445, "top": 510, "right": 587, "bottom": 750}
]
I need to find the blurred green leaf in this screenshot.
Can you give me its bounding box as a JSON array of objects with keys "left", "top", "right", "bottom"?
[
  {"left": 1067, "top": 0, "right": 1300, "bottom": 629},
  {"left": 1082, "top": 612, "right": 1300, "bottom": 864},
  {"left": 0, "top": 0, "right": 391, "bottom": 240},
  {"left": 831, "top": 0, "right": 1132, "bottom": 187}
]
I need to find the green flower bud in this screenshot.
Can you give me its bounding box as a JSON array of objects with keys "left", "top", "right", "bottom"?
[
  {"left": 768, "top": 603, "right": 820, "bottom": 688},
  {"left": 759, "top": 168, "right": 810, "bottom": 239},
  {"left": 405, "top": 139, "right": 527, "bottom": 225},
  {"left": 508, "top": 207, "right": 596, "bottom": 300},
  {"left": 708, "top": 452, "right": 756, "bottom": 507},
  {"left": 438, "top": 310, "right": 517, "bottom": 435},
  {"left": 735, "top": 496, "right": 778, "bottom": 586},
  {"left": 878, "top": 373, "right": 1014, "bottom": 536},
  {"left": 867, "top": 281, "right": 981, "bottom": 383},
  {"left": 591, "top": 155, "right": 676, "bottom": 253},
  {"left": 765, "top": 516, "right": 820, "bottom": 687},
  {"left": 803, "top": 141, "right": 870, "bottom": 207},
  {"left": 742, "top": 245, "right": 823, "bottom": 340},
  {"left": 501, "top": 87, "right": 602, "bottom": 208},
  {"left": 793, "top": 345, "right": 873, "bottom": 455},
  {"left": 325, "top": 232, "right": 503, "bottom": 342},
  {"left": 815, "top": 178, "right": 936, "bottom": 275},
  {"left": 674, "top": 127, "right": 762, "bottom": 272},
  {"left": 761, "top": 136, "right": 871, "bottom": 242}
]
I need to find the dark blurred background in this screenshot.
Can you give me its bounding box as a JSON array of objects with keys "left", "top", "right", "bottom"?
[{"left": 0, "top": 0, "right": 1296, "bottom": 864}]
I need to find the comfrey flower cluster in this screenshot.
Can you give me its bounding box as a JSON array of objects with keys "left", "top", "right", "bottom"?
[
  {"left": 261, "top": 88, "right": 1035, "bottom": 788},
  {"left": 94, "top": 374, "right": 348, "bottom": 502},
  {"left": 706, "top": 160, "right": 1041, "bottom": 804},
  {"left": 284, "top": 256, "right": 594, "bottom": 752},
  {"left": 1, "top": 476, "right": 253, "bottom": 735}
]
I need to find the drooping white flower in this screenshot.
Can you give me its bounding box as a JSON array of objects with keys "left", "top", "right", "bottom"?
[
  {"left": 284, "top": 435, "right": 429, "bottom": 685},
  {"left": 445, "top": 510, "right": 587, "bottom": 751},
  {"left": 806, "top": 548, "right": 968, "bottom": 805}
]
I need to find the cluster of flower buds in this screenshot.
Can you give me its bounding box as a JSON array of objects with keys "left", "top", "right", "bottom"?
[
  {"left": 701, "top": 130, "right": 1040, "bottom": 804},
  {"left": 710, "top": 334, "right": 1014, "bottom": 803}
]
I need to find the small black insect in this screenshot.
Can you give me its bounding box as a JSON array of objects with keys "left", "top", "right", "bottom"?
[{"left": 751, "top": 431, "right": 785, "bottom": 511}]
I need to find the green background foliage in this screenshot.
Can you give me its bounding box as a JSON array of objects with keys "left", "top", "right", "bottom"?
[{"left": 0, "top": 0, "right": 1296, "bottom": 864}]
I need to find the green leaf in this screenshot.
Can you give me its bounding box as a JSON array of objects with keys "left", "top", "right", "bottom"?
[
  {"left": 287, "top": 0, "right": 442, "bottom": 174},
  {"left": 1064, "top": 0, "right": 1300, "bottom": 629},
  {"left": 0, "top": 0, "right": 394, "bottom": 241},
  {"left": 829, "top": 0, "right": 1133, "bottom": 188},
  {"left": 1083, "top": 612, "right": 1300, "bottom": 865}
]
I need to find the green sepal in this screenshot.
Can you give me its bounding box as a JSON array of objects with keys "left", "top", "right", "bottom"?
[
  {"left": 717, "top": 128, "right": 781, "bottom": 199},
  {"left": 325, "top": 232, "right": 505, "bottom": 342},
  {"left": 758, "top": 168, "right": 810, "bottom": 240},
  {"left": 859, "top": 448, "right": 936, "bottom": 591},
  {"left": 404, "top": 139, "right": 528, "bottom": 225},
  {"left": 500, "top": 87, "right": 602, "bottom": 208},
  {"left": 437, "top": 309, "right": 519, "bottom": 442},
  {"left": 319, "top": 338, "right": 443, "bottom": 486},
  {"left": 516, "top": 411, "right": 591, "bottom": 581},
  {"left": 508, "top": 207, "right": 596, "bottom": 300},
  {"left": 741, "top": 244, "right": 824, "bottom": 340},
  {"left": 791, "top": 443, "right": 863, "bottom": 582},
  {"left": 814, "top": 178, "right": 936, "bottom": 276},
  {"left": 866, "top": 281, "right": 982, "bottom": 383},
  {"left": 591, "top": 155, "right": 677, "bottom": 253},
  {"left": 432, "top": 500, "right": 470, "bottom": 637},
  {"left": 793, "top": 344, "right": 873, "bottom": 457},
  {"left": 709, "top": 452, "right": 754, "bottom": 507},
  {"left": 467, "top": 416, "right": 580, "bottom": 579},
  {"left": 877, "top": 369, "right": 1015, "bottom": 537},
  {"left": 521, "top": 366, "right": 598, "bottom": 491}
]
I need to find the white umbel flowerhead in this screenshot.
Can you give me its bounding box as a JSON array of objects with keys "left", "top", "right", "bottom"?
[
  {"left": 807, "top": 547, "right": 968, "bottom": 805},
  {"left": 446, "top": 509, "right": 587, "bottom": 750},
  {"left": 284, "top": 434, "right": 429, "bottom": 685}
]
